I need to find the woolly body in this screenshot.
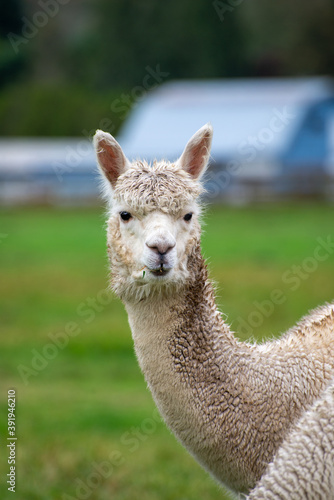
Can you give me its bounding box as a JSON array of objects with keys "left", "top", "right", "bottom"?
[
  {"left": 248, "top": 380, "right": 334, "bottom": 498},
  {"left": 94, "top": 125, "right": 334, "bottom": 494}
]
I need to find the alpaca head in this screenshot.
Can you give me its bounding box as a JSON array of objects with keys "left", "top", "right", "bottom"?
[{"left": 94, "top": 124, "right": 213, "bottom": 302}]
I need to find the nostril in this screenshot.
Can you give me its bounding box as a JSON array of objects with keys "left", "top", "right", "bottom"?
[{"left": 158, "top": 244, "right": 174, "bottom": 256}]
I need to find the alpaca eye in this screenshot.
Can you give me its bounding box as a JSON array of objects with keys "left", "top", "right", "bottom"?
[
  {"left": 183, "top": 213, "right": 193, "bottom": 222},
  {"left": 120, "top": 211, "right": 132, "bottom": 222}
]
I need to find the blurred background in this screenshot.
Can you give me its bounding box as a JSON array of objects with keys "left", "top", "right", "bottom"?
[{"left": 0, "top": 1, "right": 334, "bottom": 499}]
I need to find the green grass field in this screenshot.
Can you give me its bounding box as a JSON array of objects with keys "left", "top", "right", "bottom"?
[{"left": 0, "top": 204, "right": 333, "bottom": 500}]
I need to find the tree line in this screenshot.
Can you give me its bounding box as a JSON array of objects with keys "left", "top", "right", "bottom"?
[{"left": 0, "top": 0, "right": 333, "bottom": 135}]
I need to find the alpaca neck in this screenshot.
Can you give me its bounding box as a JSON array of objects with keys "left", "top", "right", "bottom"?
[{"left": 124, "top": 246, "right": 248, "bottom": 488}]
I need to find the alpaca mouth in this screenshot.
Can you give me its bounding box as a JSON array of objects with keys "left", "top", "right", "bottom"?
[{"left": 150, "top": 264, "right": 171, "bottom": 277}]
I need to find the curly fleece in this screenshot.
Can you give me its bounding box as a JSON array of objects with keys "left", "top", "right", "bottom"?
[
  {"left": 113, "top": 160, "right": 203, "bottom": 216},
  {"left": 248, "top": 380, "right": 334, "bottom": 499}
]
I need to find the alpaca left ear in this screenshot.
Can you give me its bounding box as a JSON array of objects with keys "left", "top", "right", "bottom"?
[
  {"left": 94, "top": 130, "right": 131, "bottom": 188},
  {"left": 177, "top": 123, "right": 213, "bottom": 180}
]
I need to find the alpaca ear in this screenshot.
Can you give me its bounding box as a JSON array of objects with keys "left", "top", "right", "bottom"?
[
  {"left": 94, "top": 130, "right": 131, "bottom": 187},
  {"left": 177, "top": 123, "right": 213, "bottom": 180}
]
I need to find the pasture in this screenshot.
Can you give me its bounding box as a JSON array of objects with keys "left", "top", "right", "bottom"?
[{"left": 0, "top": 204, "right": 333, "bottom": 500}]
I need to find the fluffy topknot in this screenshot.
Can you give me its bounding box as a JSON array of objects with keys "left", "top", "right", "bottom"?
[{"left": 113, "top": 160, "right": 204, "bottom": 215}]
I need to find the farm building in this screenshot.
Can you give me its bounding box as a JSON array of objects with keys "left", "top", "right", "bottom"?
[{"left": 1, "top": 77, "right": 334, "bottom": 205}]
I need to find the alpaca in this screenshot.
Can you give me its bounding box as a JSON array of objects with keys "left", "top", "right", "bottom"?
[
  {"left": 94, "top": 124, "right": 334, "bottom": 495},
  {"left": 247, "top": 379, "right": 334, "bottom": 499}
]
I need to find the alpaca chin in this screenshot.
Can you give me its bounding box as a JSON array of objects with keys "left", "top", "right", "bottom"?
[{"left": 111, "top": 259, "right": 190, "bottom": 304}]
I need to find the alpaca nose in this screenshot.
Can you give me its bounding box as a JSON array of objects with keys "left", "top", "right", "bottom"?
[{"left": 146, "top": 236, "right": 176, "bottom": 256}]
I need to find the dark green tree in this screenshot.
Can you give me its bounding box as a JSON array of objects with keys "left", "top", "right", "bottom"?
[
  {"left": 240, "top": 0, "right": 334, "bottom": 77},
  {"left": 0, "top": 0, "right": 26, "bottom": 87},
  {"left": 67, "top": 0, "right": 249, "bottom": 89}
]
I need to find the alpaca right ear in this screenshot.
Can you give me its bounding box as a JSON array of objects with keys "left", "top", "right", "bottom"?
[
  {"left": 177, "top": 123, "right": 213, "bottom": 180},
  {"left": 94, "top": 130, "right": 131, "bottom": 187}
]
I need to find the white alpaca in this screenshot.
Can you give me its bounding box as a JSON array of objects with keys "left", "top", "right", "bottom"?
[
  {"left": 94, "top": 124, "right": 334, "bottom": 495},
  {"left": 247, "top": 379, "right": 334, "bottom": 499}
]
